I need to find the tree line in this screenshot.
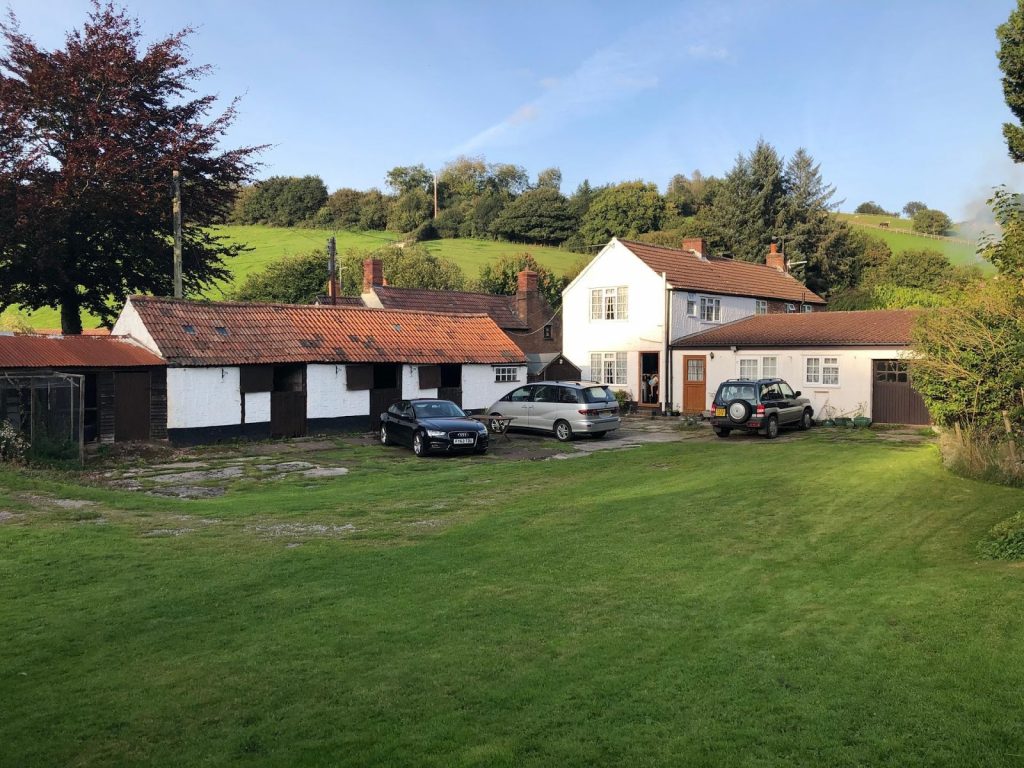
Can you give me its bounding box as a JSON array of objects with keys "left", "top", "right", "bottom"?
[{"left": 853, "top": 200, "right": 954, "bottom": 236}]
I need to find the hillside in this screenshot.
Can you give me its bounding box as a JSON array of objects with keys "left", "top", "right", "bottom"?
[
  {"left": 835, "top": 213, "right": 987, "bottom": 269},
  {"left": 2, "top": 227, "right": 587, "bottom": 330}
]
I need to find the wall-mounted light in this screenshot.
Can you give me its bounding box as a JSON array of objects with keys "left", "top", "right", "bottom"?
[{"left": 709, "top": 352, "right": 715, "bottom": 359}]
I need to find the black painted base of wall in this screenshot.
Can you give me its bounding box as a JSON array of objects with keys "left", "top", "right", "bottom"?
[{"left": 168, "top": 416, "right": 371, "bottom": 446}]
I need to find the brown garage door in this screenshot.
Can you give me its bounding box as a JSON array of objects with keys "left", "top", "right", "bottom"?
[
  {"left": 114, "top": 371, "right": 151, "bottom": 441},
  {"left": 872, "top": 360, "right": 930, "bottom": 425}
]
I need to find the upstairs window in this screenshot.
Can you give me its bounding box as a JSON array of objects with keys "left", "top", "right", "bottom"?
[
  {"left": 802, "top": 304, "right": 814, "bottom": 313},
  {"left": 700, "top": 297, "right": 721, "bottom": 322},
  {"left": 755, "top": 300, "right": 768, "bottom": 315},
  {"left": 590, "top": 287, "right": 628, "bottom": 320}
]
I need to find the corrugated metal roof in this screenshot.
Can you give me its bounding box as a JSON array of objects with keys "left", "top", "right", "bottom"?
[
  {"left": 0, "top": 334, "right": 165, "bottom": 369},
  {"left": 672, "top": 309, "right": 922, "bottom": 348},
  {"left": 620, "top": 239, "right": 827, "bottom": 305},
  {"left": 128, "top": 296, "right": 527, "bottom": 366}
]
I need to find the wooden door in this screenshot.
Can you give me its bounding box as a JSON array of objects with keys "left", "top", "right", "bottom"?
[
  {"left": 872, "top": 360, "right": 930, "bottom": 424},
  {"left": 682, "top": 356, "right": 707, "bottom": 414},
  {"left": 370, "top": 388, "right": 402, "bottom": 429},
  {"left": 114, "top": 371, "right": 151, "bottom": 441},
  {"left": 270, "top": 392, "right": 307, "bottom": 438}
]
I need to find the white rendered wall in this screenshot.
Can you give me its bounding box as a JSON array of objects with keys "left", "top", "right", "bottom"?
[
  {"left": 562, "top": 240, "right": 668, "bottom": 399},
  {"left": 403, "top": 365, "right": 438, "bottom": 400},
  {"left": 110, "top": 298, "right": 161, "bottom": 356},
  {"left": 306, "top": 364, "right": 369, "bottom": 419},
  {"left": 167, "top": 367, "right": 241, "bottom": 428},
  {"left": 670, "top": 347, "right": 912, "bottom": 418},
  {"left": 244, "top": 392, "right": 270, "bottom": 423},
  {"left": 462, "top": 364, "right": 527, "bottom": 411}
]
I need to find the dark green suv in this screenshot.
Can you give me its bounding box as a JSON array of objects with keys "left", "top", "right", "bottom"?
[{"left": 709, "top": 378, "right": 813, "bottom": 439}]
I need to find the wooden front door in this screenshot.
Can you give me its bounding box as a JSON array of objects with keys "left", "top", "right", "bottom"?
[
  {"left": 114, "top": 371, "right": 151, "bottom": 441},
  {"left": 270, "top": 392, "right": 307, "bottom": 438},
  {"left": 682, "top": 355, "right": 707, "bottom": 414}
]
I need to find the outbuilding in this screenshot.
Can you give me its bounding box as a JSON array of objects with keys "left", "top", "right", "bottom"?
[
  {"left": 112, "top": 296, "right": 527, "bottom": 443},
  {"left": 671, "top": 309, "right": 930, "bottom": 424}
]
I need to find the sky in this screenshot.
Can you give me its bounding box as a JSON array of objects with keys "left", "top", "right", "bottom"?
[{"left": 5, "top": 0, "right": 1022, "bottom": 220}]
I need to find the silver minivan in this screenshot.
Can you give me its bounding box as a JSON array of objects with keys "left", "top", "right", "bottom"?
[{"left": 486, "top": 381, "right": 621, "bottom": 441}]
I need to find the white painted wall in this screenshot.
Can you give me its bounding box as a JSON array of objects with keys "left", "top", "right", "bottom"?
[
  {"left": 403, "top": 365, "right": 438, "bottom": 400},
  {"left": 670, "top": 346, "right": 913, "bottom": 418},
  {"left": 562, "top": 240, "right": 668, "bottom": 401},
  {"left": 110, "top": 298, "right": 161, "bottom": 356},
  {"left": 244, "top": 392, "right": 270, "bottom": 423},
  {"left": 167, "top": 367, "right": 241, "bottom": 428},
  {"left": 306, "top": 364, "right": 369, "bottom": 419},
  {"left": 462, "top": 364, "right": 527, "bottom": 411}
]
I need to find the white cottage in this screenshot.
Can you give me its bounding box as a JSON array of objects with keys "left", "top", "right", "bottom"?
[
  {"left": 671, "top": 309, "right": 930, "bottom": 424},
  {"left": 561, "top": 237, "right": 826, "bottom": 413},
  {"left": 112, "top": 296, "right": 527, "bottom": 443}
]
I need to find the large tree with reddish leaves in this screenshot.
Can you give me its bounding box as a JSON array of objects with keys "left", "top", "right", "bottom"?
[{"left": 0, "top": 2, "right": 263, "bottom": 332}]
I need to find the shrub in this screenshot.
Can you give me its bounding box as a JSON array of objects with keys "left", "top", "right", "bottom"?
[
  {"left": 981, "top": 512, "right": 1024, "bottom": 560},
  {"left": 0, "top": 421, "right": 28, "bottom": 464},
  {"left": 937, "top": 427, "right": 1024, "bottom": 487}
]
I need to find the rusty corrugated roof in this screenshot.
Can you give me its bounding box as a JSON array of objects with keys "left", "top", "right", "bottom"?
[
  {"left": 371, "top": 286, "right": 526, "bottom": 329},
  {"left": 672, "top": 310, "right": 922, "bottom": 348},
  {"left": 0, "top": 334, "right": 165, "bottom": 369},
  {"left": 620, "top": 240, "right": 827, "bottom": 305},
  {"left": 128, "top": 296, "right": 527, "bottom": 366}
]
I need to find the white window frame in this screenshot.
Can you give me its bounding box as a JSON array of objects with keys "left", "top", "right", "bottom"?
[
  {"left": 590, "top": 352, "right": 627, "bottom": 385},
  {"left": 686, "top": 299, "right": 697, "bottom": 317},
  {"left": 755, "top": 299, "right": 768, "bottom": 315},
  {"left": 590, "top": 286, "right": 628, "bottom": 321},
  {"left": 738, "top": 358, "right": 759, "bottom": 379},
  {"left": 785, "top": 303, "right": 797, "bottom": 313},
  {"left": 805, "top": 356, "right": 839, "bottom": 387},
  {"left": 761, "top": 356, "right": 777, "bottom": 379},
  {"left": 801, "top": 304, "right": 814, "bottom": 313},
  {"left": 494, "top": 366, "right": 519, "bottom": 383},
  {"left": 699, "top": 296, "right": 721, "bottom": 323}
]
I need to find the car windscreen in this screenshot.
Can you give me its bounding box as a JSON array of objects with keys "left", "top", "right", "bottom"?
[
  {"left": 581, "top": 386, "right": 614, "bottom": 403},
  {"left": 413, "top": 401, "right": 467, "bottom": 419},
  {"left": 718, "top": 384, "right": 756, "bottom": 403}
]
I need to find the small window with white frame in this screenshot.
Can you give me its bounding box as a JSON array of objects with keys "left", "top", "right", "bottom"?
[
  {"left": 806, "top": 356, "right": 839, "bottom": 386},
  {"left": 590, "top": 352, "right": 627, "bottom": 385},
  {"left": 738, "top": 358, "right": 758, "bottom": 378},
  {"left": 700, "top": 296, "right": 721, "bottom": 322},
  {"left": 590, "top": 287, "right": 628, "bottom": 320},
  {"left": 762, "top": 356, "right": 777, "bottom": 378},
  {"left": 785, "top": 303, "right": 797, "bottom": 313},
  {"left": 494, "top": 366, "right": 519, "bottom": 383},
  {"left": 755, "top": 299, "right": 768, "bottom": 315},
  {"left": 686, "top": 299, "right": 697, "bottom": 317},
  {"left": 801, "top": 304, "right": 814, "bottom": 313}
]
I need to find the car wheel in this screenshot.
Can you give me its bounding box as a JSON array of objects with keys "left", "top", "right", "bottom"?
[
  {"left": 764, "top": 415, "right": 779, "bottom": 439},
  {"left": 554, "top": 420, "right": 574, "bottom": 442},
  {"left": 412, "top": 431, "right": 428, "bottom": 457},
  {"left": 798, "top": 409, "right": 813, "bottom": 430},
  {"left": 727, "top": 399, "right": 752, "bottom": 424},
  {"left": 713, "top": 427, "right": 730, "bottom": 438},
  {"left": 592, "top": 431, "right": 607, "bottom": 439},
  {"left": 380, "top": 424, "right": 390, "bottom": 445}
]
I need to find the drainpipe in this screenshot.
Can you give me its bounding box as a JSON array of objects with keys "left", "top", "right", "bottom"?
[{"left": 662, "top": 271, "right": 670, "bottom": 414}]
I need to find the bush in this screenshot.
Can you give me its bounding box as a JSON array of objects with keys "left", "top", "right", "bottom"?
[
  {"left": 405, "top": 219, "right": 438, "bottom": 243},
  {"left": 981, "top": 512, "right": 1024, "bottom": 559},
  {"left": 912, "top": 208, "right": 952, "bottom": 236},
  {"left": 0, "top": 421, "right": 28, "bottom": 463},
  {"left": 937, "top": 427, "right": 1024, "bottom": 487},
  {"left": 855, "top": 201, "right": 889, "bottom": 215}
]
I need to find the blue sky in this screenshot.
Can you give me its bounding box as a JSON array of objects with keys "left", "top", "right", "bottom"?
[{"left": 7, "top": 0, "right": 1021, "bottom": 220}]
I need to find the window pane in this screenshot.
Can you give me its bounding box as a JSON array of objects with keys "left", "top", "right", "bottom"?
[
  {"left": 806, "top": 358, "right": 820, "bottom": 383},
  {"left": 739, "top": 359, "right": 758, "bottom": 378},
  {"left": 762, "top": 356, "right": 777, "bottom": 378}
]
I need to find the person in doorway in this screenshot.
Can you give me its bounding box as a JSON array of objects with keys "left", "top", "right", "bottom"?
[{"left": 649, "top": 373, "right": 659, "bottom": 403}]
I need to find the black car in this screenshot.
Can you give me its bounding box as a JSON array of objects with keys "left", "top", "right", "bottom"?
[
  {"left": 709, "top": 378, "right": 813, "bottom": 439},
  {"left": 380, "top": 399, "right": 489, "bottom": 457}
]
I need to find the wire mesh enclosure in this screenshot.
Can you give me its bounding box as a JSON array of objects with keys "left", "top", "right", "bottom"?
[{"left": 0, "top": 371, "right": 84, "bottom": 464}]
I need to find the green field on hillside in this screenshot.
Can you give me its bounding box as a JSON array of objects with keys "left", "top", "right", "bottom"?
[
  {"left": 2, "top": 432, "right": 1024, "bottom": 765},
  {"left": 2, "top": 227, "right": 587, "bottom": 329},
  {"left": 836, "top": 213, "right": 986, "bottom": 269}
]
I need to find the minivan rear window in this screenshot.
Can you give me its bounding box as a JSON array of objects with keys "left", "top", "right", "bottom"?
[{"left": 582, "top": 386, "right": 613, "bottom": 403}]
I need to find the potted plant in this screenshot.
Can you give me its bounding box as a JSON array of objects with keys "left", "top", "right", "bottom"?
[
  {"left": 834, "top": 409, "right": 853, "bottom": 427},
  {"left": 852, "top": 404, "right": 872, "bottom": 428},
  {"left": 818, "top": 404, "right": 837, "bottom": 427}
]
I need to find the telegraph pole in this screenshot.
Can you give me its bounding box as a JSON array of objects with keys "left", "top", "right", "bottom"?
[
  {"left": 433, "top": 173, "right": 438, "bottom": 218},
  {"left": 172, "top": 170, "right": 183, "bottom": 299},
  {"left": 326, "top": 236, "right": 337, "bottom": 304}
]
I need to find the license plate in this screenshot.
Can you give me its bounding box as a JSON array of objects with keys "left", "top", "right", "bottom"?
[
  {"left": 453, "top": 438, "right": 474, "bottom": 445},
  {"left": 715, "top": 408, "right": 725, "bottom": 417}
]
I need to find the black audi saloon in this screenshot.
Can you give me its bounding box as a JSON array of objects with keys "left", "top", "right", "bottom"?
[{"left": 380, "top": 399, "right": 489, "bottom": 457}]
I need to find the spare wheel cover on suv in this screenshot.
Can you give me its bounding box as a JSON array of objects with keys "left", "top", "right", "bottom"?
[{"left": 727, "top": 399, "right": 752, "bottom": 424}]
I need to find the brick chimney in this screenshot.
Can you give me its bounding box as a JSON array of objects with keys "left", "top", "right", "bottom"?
[
  {"left": 363, "top": 258, "right": 383, "bottom": 292},
  {"left": 517, "top": 269, "right": 538, "bottom": 322},
  {"left": 766, "top": 241, "right": 787, "bottom": 272},
  {"left": 682, "top": 237, "right": 707, "bottom": 258}
]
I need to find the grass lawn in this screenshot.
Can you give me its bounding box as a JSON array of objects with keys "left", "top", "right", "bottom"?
[
  {"left": 835, "top": 213, "right": 986, "bottom": 270},
  {"left": 3, "top": 227, "right": 585, "bottom": 329},
  {"left": 2, "top": 432, "right": 1023, "bottom": 766}
]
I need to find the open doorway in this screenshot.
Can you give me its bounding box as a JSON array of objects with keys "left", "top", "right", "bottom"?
[{"left": 639, "top": 352, "right": 660, "bottom": 406}]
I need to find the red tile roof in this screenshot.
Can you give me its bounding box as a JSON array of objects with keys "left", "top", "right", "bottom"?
[
  {"left": 127, "top": 296, "right": 526, "bottom": 366},
  {"left": 672, "top": 310, "right": 922, "bottom": 348},
  {"left": 371, "top": 286, "right": 526, "bottom": 329},
  {"left": 0, "top": 334, "right": 165, "bottom": 369},
  {"left": 619, "top": 239, "right": 826, "bottom": 304}
]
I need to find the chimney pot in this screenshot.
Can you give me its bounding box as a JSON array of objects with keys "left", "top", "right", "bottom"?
[{"left": 766, "top": 242, "right": 787, "bottom": 273}]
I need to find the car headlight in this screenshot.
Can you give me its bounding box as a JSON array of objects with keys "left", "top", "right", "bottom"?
[{"left": 426, "top": 429, "right": 446, "bottom": 438}]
